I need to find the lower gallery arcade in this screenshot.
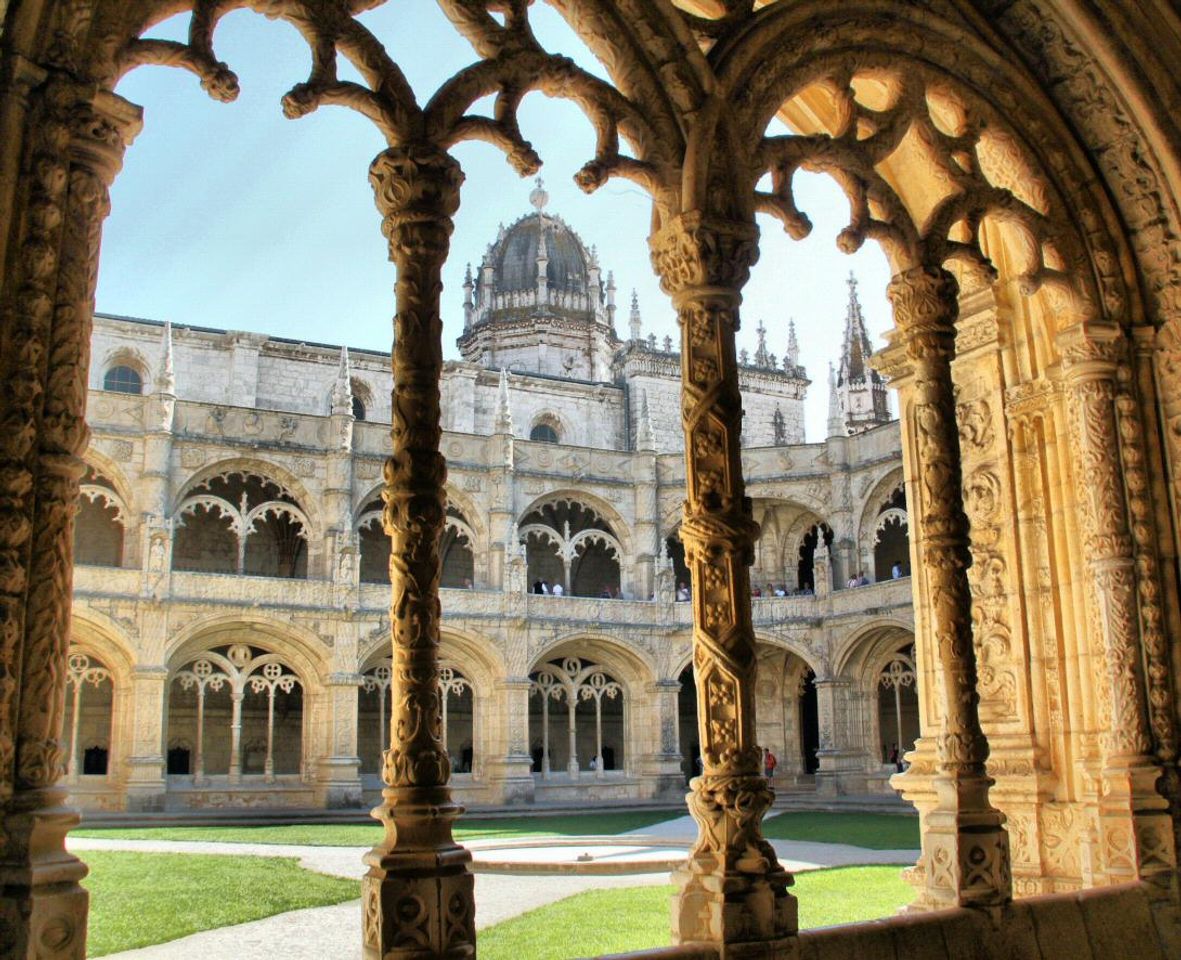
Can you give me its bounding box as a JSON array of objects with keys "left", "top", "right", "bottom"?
[
  {"left": 65, "top": 606, "right": 918, "bottom": 812},
  {"left": 4, "top": 1, "right": 1181, "bottom": 959}
]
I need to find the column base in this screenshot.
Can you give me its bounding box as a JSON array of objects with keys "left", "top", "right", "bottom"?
[
  {"left": 915, "top": 770, "right": 1011, "bottom": 911},
  {"left": 362, "top": 786, "right": 475, "bottom": 960},
  {"left": 0, "top": 786, "right": 89, "bottom": 960},
  {"left": 486, "top": 756, "right": 534, "bottom": 805},
  {"left": 672, "top": 775, "right": 797, "bottom": 948},
  {"left": 315, "top": 757, "right": 363, "bottom": 809},
  {"left": 1099, "top": 756, "right": 1177, "bottom": 897}
]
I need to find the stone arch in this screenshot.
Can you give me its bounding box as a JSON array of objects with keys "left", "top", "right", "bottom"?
[
  {"left": 75, "top": 465, "right": 130, "bottom": 568},
  {"left": 355, "top": 485, "right": 485, "bottom": 587},
  {"left": 527, "top": 634, "right": 650, "bottom": 780},
  {"left": 358, "top": 627, "right": 502, "bottom": 780},
  {"left": 172, "top": 462, "right": 315, "bottom": 579},
  {"left": 856, "top": 467, "right": 909, "bottom": 582},
  {"left": 70, "top": 612, "right": 138, "bottom": 683},
  {"left": 832, "top": 618, "right": 919, "bottom": 686},
  {"left": 755, "top": 640, "right": 821, "bottom": 781},
  {"left": 518, "top": 489, "right": 633, "bottom": 559},
  {"left": 164, "top": 620, "right": 321, "bottom": 788},
  {"left": 518, "top": 491, "right": 630, "bottom": 597},
  {"left": 750, "top": 498, "right": 830, "bottom": 591},
  {"left": 173, "top": 457, "right": 323, "bottom": 540},
  {"left": 80, "top": 450, "right": 136, "bottom": 517},
  {"left": 165, "top": 614, "right": 330, "bottom": 689},
  {"left": 529, "top": 633, "right": 657, "bottom": 691},
  {"left": 738, "top": 5, "right": 1129, "bottom": 316}
]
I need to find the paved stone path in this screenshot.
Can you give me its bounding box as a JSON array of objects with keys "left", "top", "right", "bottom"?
[{"left": 69, "top": 813, "right": 917, "bottom": 960}]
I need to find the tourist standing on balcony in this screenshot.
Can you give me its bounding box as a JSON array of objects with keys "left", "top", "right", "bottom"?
[
  {"left": 891, "top": 561, "right": 903, "bottom": 580},
  {"left": 552, "top": 581, "right": 564, "bottom": 597}
]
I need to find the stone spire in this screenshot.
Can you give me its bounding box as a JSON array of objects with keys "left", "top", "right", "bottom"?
[
  {"left": 827, "top": 362, "right": 843, "bottom": 437},
  {"left": 606, "top": 270, "right": 617, "bottom": 329},
  {"left": 156, "top": 321, "right": 175, "bottom": 395},
  {"left": 495, "top": 367, "right": 513, "bottom": 434},
  {"left": 754, "top": 319, "right": 770, "bottom": 367},
  {"left": 462, "top": 263, "right": 475, "bottom": 330},
  {"left": 784, "top": 318, "right": 799, "bottom": 369},
  {"left": 839, "top": 272, "right": 873, "bottom": 383},
  {"left": 835, "top": 271, "right": 891, "bottom": 433},
  {"left": 331, "top": 346, "right": 353, "bottom": 416},
  {"left": 636, "top": 390, "right": 655, "bottom": 451},
  {"left": 535, "top": 218, "right": 549, "bottom": 302},
  {"left": 629, "top": 290, "right": 642, "bottom": 342}
]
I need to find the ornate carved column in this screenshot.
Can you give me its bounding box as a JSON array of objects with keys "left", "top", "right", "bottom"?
[
  {"left": 1058, "top": 323, "right": 1177, "bottom": 893},
  {"left": 362, "top": 145, "right": 474, "bottom": 960},
  {"left": 0, "top": 83, "right": 139, "bottom": 960},
  {"left": 885, "top": 265, "right": 1011, "bottom": 910},
  {"left": 650, "top": 213, "right": 795, "bottom": 952}
]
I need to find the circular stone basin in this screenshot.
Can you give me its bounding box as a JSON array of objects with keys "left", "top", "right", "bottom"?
[{"left": 467, "top": 836, "right": 689, "bottom": 875}]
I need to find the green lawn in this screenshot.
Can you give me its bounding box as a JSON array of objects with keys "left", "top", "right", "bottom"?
[
  {"left": 72, "top": 810, "right": 679, "bottom": 847},
  {"left": 761, "top": 812, "right": 919, "bottom": 850},
  {"left": 83, "top": 851, "right": 359, "bottom": 957},
  {"left": 479, "top": 866, "right": 913, "bottom": 959}
]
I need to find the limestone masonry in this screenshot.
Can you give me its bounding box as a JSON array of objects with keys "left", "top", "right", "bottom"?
[{"left": 70, "top": 191, "right": 914, "bottom": 814}]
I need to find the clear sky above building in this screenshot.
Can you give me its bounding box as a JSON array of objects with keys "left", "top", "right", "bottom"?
[{"left": 96, "top": 2, "right": 895, "bottom": 442}]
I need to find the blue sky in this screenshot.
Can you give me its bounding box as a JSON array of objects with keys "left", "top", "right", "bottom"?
[{"left": 97, "top": 2, "right": 894, "bottom": 442}]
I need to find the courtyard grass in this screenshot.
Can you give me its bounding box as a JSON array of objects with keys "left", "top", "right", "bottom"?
[
  {"left": 82, "top": 850, "right": 359, "bottom": 956},
  {"left": 761, "top": 811, "right": 919, "bottom": 850},
  {"left": 479, "top": 865, "right": 913, "bottom": 959},
  {"left": 71, "top": 810, "right": 680, "bottom": 847}
]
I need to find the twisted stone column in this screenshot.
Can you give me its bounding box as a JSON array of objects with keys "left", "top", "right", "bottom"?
[
  {"left": 886, "top": 266, "right": 1011, "bottom": 910},
  {"left": 1059, "top": 323, "right": 1177, "bottom": 893},
  {"left": 361, "top": 145, "right": 474, "bottom": 960},
  {"left": 0, "top": 83, "right": 138, "bottom": 960},
  {"left": 650, "top": 213, "right": 795, "bottom": 952}
]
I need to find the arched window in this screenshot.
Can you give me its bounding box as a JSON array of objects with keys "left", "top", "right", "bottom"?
[
  {"left": 75, "top": 468, "right": 126, "bottom": 567},
  {"left": 519, "top": 498, "right": 621, "bottom": 597},
  {"left": 352, "top": 395, "right": 366, "bottom": 421},
  {"left": 64, "top": 649, "right": 113, "bottom": 782},
  {"left": 529, "top": 657, "right": 623, "bottom": 777},
  {"left": 530, "top": 423, "right": 559, "bottom": 443},
  {"left": 172, "top": 471, "right": 309, "bottom": 578},
  {"left": 103, "top": 364, "right": 143, "bottom": 394},
  {"left": 168, "top": 643, "right": 303, "bottom": 783}
]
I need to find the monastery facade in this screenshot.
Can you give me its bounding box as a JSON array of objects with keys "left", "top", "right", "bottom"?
[{"left": 69, "top": 192, "right": 916, "bottom": 813}]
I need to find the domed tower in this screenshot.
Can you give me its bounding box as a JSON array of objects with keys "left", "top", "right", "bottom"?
[{"left": 457, "top": 180, "right": 619, "bottom": 381}]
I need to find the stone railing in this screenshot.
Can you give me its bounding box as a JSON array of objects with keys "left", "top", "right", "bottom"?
[{"left": 74, "top": 567, "right": 912, "bottom": 627}]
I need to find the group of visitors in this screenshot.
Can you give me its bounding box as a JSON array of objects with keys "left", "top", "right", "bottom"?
[
  {"left": 752, "top": 583, "right": 814, "bottom": 598},
  {"left": 847, "top": 570, "right": 872, "bottom": 588},
  {"left": 531, "top": 579, "right": 564, "bottom": 595}
]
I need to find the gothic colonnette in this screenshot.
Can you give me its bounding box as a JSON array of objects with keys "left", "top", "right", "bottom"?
[
  {"left": 3, "top": 2, "right": 1181, "bottom": 959},
  {"left": 71, "top": 194, "right": 916, "bottom": 814}
]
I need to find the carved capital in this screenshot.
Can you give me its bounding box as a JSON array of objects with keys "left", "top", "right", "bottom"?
[
  {"left": 370, "top": 145, "right": 463, "bottom": 266},
  {"left": 887, "top": 266, "right": 959, "bottom": 357},
  {"left": 1058, "top": 322, "right": 1125, "bottom": 379},
  {"left": 649, "top": 214, "right": 759, "bottom": 299}
]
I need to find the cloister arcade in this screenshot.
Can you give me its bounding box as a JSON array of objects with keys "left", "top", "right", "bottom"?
[
  {"left": 5, "top": 1, "right": 1181, "bottom": 958},
  {"left": 520, "top": 495, "right": 625, "bottom": 597}
]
